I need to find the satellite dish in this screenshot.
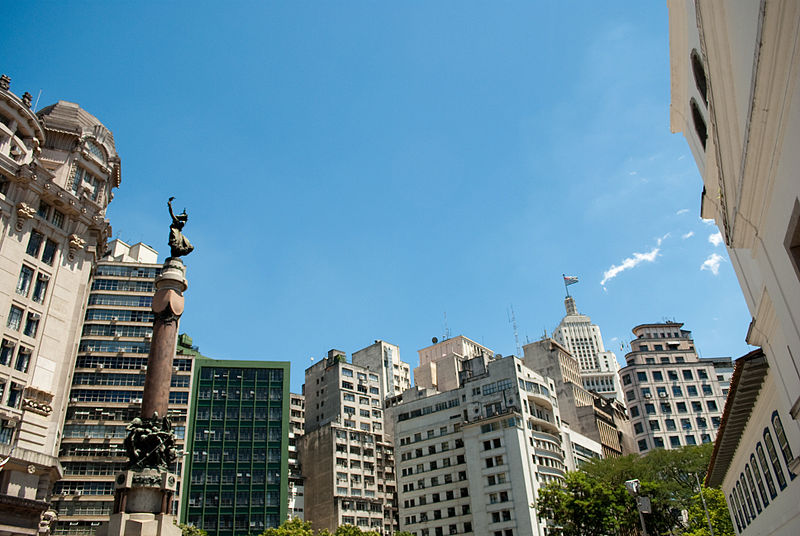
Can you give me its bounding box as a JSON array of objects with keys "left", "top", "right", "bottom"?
[{"left": 432, "top": 337, "right": 438, "bottom": 344}]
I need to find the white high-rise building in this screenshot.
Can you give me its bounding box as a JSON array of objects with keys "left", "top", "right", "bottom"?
[
  {"left": 552, "top": 296, "right": 623, "bottom": 403},
  {"left": 352, "top": 340, "right": 411, "bottom": 399}
]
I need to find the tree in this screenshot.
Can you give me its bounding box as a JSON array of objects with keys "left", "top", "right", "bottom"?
[
  {"left": 176, "top": 524, "right": 207, "bottom": 536},
  {"left": 535, "top": 471, "right": 625, "bottom": 536},
  {"left": 684, "top": 486, "right": 735, "bottom": 536},
  {"left": 259, "top": 517, "right": 314, "bottom": 536}
]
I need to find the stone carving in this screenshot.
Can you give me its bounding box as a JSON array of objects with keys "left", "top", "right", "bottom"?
[
  {"left": 38, "top": 509, "right": 57, "bottom": 536},
  {"left": 15, "top": 202, "right": 36, "bottom": 231},
  {"left": 167, "top": 197, "right": 193, "bottom": 258},
  {"left": 22, "top": 92, "right": 32, "bottom": 108},
  {"left": 0, "top": 75, "right": 9, "bottom": 91},
  {"left": 22, "top": 398, "right": 52, "bottom": 416},
  {"left": 69, "top": 234, "right": 86, "bottom": 250},
  {"left": 123, "top": 412, "right": 180, "bottom": 472}
]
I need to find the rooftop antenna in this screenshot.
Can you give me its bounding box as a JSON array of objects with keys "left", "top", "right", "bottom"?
[
  {"left": 443, "top": 312, "right": 450, "bottom": 340},
  {"left": 508, "top": 305, "right": 522, "bottom": 357}
]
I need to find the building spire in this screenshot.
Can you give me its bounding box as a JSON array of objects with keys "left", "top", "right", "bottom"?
[{"left": 565, "top": 295, "right": 577, "bottom": 316}]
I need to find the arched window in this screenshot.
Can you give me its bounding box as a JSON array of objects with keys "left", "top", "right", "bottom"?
[
  {"left": 735, "top": 482, "right": 750, "bottom": 524},
  {"left": 750, "top": 453, "right": 769, "bottom": 506},
  {"left": 745, "top": 464, "right": 762, "bottom": 513},
  {"left": 729, "top": 493, "right": 742, "bottom": 533},
  {"left": 764, "top": 428, "right": 787, "bottom": 490},
  {"left": 756, "top": 442, "right": 778, "bottom": 498},
  {"left": 771, "top": 411, "right": 796, "bottom": 480},
  {"left": 739, "top": 474, "right": 756, "bottom": 519},
  {"left": 691, "top": 99, "right": 708, "bottom": 150},
  {"left": 691, "top": 49, "right": 708, "bottom": 104}
]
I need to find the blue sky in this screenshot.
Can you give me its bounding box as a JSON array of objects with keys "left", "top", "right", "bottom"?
[{"left": 3, "top": 2, "right": 753, "bottom": 393}]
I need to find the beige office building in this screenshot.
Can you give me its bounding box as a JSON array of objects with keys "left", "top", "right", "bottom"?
[
  {"left": 523, "top": 338, "right": 633, "bottom": 457},
  {"left": 288, "top": 393, "right": 305, "bottom": 520},
  {"left": 300, "top": 349, "right": 400, "bottom": 534},
  {"left": 52, "top": 240, "right": 197, "bottom": 535},
  {"left": 390, "top": 354, "right": 565, "bottom": 536},
  {"left": 353, "top": 340, "right": 411, "bottom": 400},
  {"left": 0, "top": 78, "right": 120, "bottom": 535},
  {"left": 414, "top": 336, "right": 493, "bottom": 393},
  {"left": 619, "top": 323, "right": 728, "bottom": 453},
  {"left": 668, "top": 1, "right": 800, "bottom": 533}
]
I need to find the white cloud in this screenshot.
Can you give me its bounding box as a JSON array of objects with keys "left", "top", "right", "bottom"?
[
  {"left": 628, "top": 171, "right": 638, "bottom": 176},
  {"left": 682, "top": 231, "right": 694, "bottom": 239},
  {"left": 708, "top": 231, "right": 723, "bottom": 247},
  {"left": 701, "top": 218, "right": 716, "bottom": 225},
  {"left": 601, "top": 236, "right": 665, "bottom": 286},
  {"left": 676, "top": 208, "right": 690, "bottom": 215},
  {"left": 701, "top": 253, "right": 725, "bottom": 275}
]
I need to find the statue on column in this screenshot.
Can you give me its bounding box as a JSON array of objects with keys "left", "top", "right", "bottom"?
[{"left": 167, "top": 197, "right": 194, "bottom": 258}]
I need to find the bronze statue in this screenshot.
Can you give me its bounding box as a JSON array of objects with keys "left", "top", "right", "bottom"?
[
  {"left": 167, "top": 197, "right": 194, "bottom": 258},
  {"left": 123, "top": 412, "right": 180, "bottom": 472}
]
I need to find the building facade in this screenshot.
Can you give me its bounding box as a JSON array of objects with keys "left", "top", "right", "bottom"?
[
  {"left": 522, "top": 338, "right": 632, "bottom": 457},
  {"left": 414, "top": 336, "right": 494, "bottom": 393},
  {"left": 390, "top": 355, "right": 564, "bottom": 536},
  {"left": 288, "top": 393, "right": 305, "bottom": 520},
  {"left": 668, "top": 2, "right": 800, "bottom": 531},
  {"left": 619, "top": 322, "right": 728, "bottom": 453},
  {"left": 352, "top": 340, "right": 411, "bottom": 400},
  {"left": 52, "top": 240, "right": 197, "bottom": 535},
  {"left": 552, "top": 297, "right": 623, "bottom": 403},
  {"left": 300, "top": 349, "right": 399, "bottom": 534},
  {"left": 0, "top": 78, "right": 120, "bottom": 535},
  {"left": 181, "top": 359, "right": 290, "bottom": 535}
]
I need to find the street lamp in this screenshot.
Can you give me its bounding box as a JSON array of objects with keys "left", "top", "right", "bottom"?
[
  {"left": 694, "top": 472, "right": 715, "bottom": 536},
  {"left": 625, "top": 479, "right": 649, "bottom": 536}
]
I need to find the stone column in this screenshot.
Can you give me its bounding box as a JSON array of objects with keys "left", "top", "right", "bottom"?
[{"left": 141, "top": 258, "right": 187, "bottom": 420}]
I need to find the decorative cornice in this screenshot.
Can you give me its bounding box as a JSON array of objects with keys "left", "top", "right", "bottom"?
[{"left": 15, "top": 202, "right": 36, "bottom": 231}]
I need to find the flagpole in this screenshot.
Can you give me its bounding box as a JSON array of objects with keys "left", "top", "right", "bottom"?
[{"left": 563, "top": 274, "right": 570, "bottom": 297}]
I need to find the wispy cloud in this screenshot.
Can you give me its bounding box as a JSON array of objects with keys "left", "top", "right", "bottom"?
[
  {"left": 628, "top": 171, "right": 638, "bottom": 176},
  {"left": 676, "top": 208, "right": 689, "bottom": 215},
  {"left": 701, "top": 218, "right": 716, "bottom": 225},
  {"left": 601, "top": 236, "right": 666, "bottom": 287},
  {"left": 708, "top": 231, "right": 723, "bottom": 247},
  {"left": 682, "top": 231, "right": 694, "bottom": 239},
  {"left": 701, "top": 253, "right": 725, "bottom": 275}
]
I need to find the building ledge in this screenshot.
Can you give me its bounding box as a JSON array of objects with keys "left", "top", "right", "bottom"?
[{"left": 706, "top": 349, "right": 768, "bottom": 487}]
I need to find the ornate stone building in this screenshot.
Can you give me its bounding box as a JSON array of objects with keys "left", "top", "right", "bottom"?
[{"left": 0, "top": 76, "right": 119, "bottom": 535}]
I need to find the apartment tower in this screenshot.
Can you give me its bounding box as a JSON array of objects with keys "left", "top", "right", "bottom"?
[
  {"left": 0, "top": 78, "right": 120, "bottom": 535},
  {"left": 52, "top": 240, "right": 198, "bottom": 535},
  {"left": 288, "top": 393, "right": 305, "bottom": 520},
  {"left": 181, "top": 359, "right": 290, "bottom": 535},
  {"left": 301, "top": 349, "right": 400, "bottom": 534},
  {"left": 619, "top": 322, "right": 728, "bottom": 453}
]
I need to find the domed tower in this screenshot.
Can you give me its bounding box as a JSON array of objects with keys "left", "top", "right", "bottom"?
[{"left": 0, "top": 74, "right": 120, "bottom": 534}]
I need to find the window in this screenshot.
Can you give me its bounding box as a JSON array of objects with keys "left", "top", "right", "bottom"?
[
  {"left": 649, "top": 420, "right": 660, "bottom": 431},
  {"left": 654, "top": 437, "right": 665, "bottom": 448},
  {"left": 630, "top": 406, "right": 640, "bottom": 417},
  {"left": 668, "top": 370, "right": 678, "bottom": 381},
  {"left": 756, "top": 443, "right": 778, "bottom": 499},
  {"left": 672, "top": 386, "right": 683, "bottom": 397},
  {"left": 669, "top": 436, "right": 681, "bottom": 448},
  {"left": 638, "top": 439, "right": 648, "bottom": 452},
  {"left": 23, "top": 312, "right": 39, "bottom": 337},
  {"left": 14, "top": 347, "right": 31, "bottom": 373},
  {"left": 637, "top": 372, "right": 647, "bottom": 381},
  {"left": 660, "top": 403, "right": 671, "bottom": 414},
  {"left": 698, "top": 369, "right": 708, "bottom": 380},
  {"left": 0, "top": 340, "right": 13, "bottom": 366},
  {"left": 692, "top": 401, "right": 703, "bottom": 413},
  {"left": 696, "top": 417, "right": 707, "bottom": 429},
  {"left": 691, "top": 99, "right": 708, "bottom": 150},
  {"left": 687, "top": 385, "right": 698, "bottom": 397},
  {"left": 681, "top": 418, "right": 692, "bottom": 430},
  {"left": 342, "top": 368, "right": 353, "bottom": 377},
  {"left": 41, "top": 240, "right": 58, "bottom": 265},
  {"left": 26, "top": 231, "right": 44, "bottom": 258},
  {"left": 622, "top": 374, "right": 631, "bottom": 385},
  {"left": 32, "top": 274, "right": 48, "bottom": 303},
  {"left": 771, "top": 412, "right": 796, "bottom": 479},
  {"left": 7, "top": 306, "right": 23, "bottom": 331},
  {"left": 626, "top": 390, "right": 635, "bottom": 402},
  {"left": 665, "top": 419, "right": 676, "bottom": 431},
  {"left": 763, "top": 429, "right": 787, "bottom": 490},
  {"left": 645, "top": 403, "right": 655, "bottom": 415},
  {"left": 652, "top": 371, "right": 663, "bottom": 381},
  {"left": 16, "top": 266, "right": 33, "bottom": 296},
  {"left": 691, "top": 50, "right": 708, "bottom": 104},
  {"left": 677, "top": 402, "right": 687, "bottom": 413},
  {"left": 634, "top": 423, "right": 644, "bottom": 434},
  {"left": 707, "top": 400, "right": 718, "bottom": 412}
]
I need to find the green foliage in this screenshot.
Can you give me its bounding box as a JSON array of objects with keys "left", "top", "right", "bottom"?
[
  {"left": 259, "top": 517, "right": 314, "bottom": 536},
  {"left": 331, "top": 525, "right": 380, "bottom": 536},
  {"left": 538, "top": 443, "right": 718, "bottom": 535},
  {"left": 535, "top": 471, "right": 625, "bottom": 536},
  {"left": 394, "top": 532, "right": 414, "bottom": 536},
  {"left": 177, "top": 524, "right": 207, "bottom": 536},
  {"left": 684, "top": 486, "right": 735, "bottom": 536}
]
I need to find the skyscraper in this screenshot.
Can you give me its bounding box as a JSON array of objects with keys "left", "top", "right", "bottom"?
[
  {"left": 300, "top": 349, "right": 400, "bottom": 534},
  {"left": 619, "top": 322, "right": 728, "bottom": 453},
  {"left": 53, "top": 240, "right": 198, "bottom": 535},
  {"left": 0, "top": 78, "right": 120, "bottom": 535},
  {"left": 552, "top": 296, "right": 623, "bottom": 403},
  {"left": 181, "top": 359, "right": 290, "bottom": 535}
]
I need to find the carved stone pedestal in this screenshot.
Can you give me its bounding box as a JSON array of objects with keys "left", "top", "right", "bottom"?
[{"left": 96, "top": 470, "right": 180, "bottom": 536}]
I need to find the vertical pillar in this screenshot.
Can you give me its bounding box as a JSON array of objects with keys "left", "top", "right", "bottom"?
[{"left": 141, "top": 258, "right": 187, "bottom": 420}]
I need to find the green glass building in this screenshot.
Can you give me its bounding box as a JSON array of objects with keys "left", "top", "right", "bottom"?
[{"left": 181, "top": 359, "right": 290, "bottom": 535}]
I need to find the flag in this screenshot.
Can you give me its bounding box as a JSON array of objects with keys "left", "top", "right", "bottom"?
[
  {"left": 0, "top": 455, "right": 11, "bottom": 471},
  {"left": 563, "top": 275, "right": 579, "bottom": 286}
]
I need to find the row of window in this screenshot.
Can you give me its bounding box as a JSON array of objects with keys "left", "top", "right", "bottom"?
[
  {"left": 74, "top": 355, "right": 192, "bottom": 371},
  {"left": 637, "top": 434, "right": 713, "bottom": 451},
  {"left": 634, "top": 417, "right": 712, "bottom": 434},
  {"left": 84, "top": 308, "right": 154, "bottom": 323},
  {"left": 78, "top": 339, "right": 149, "bottom": 354},
  {"left": 91, "top": 278, "right": 154, "bottom": 292},
  {"left": 630, "top": 400, "right": 720, "bottom": 418},
  {"left": 6, "top": 304, "right": 40, "bottom": 338},
  {"left": 624, "top": 367, "right": 710, "bottom": 384},
  {"left": 199, "top": 367, "right": 283, "bottom": 382},
  {"left": 626, "top": 383, "right": 714, "bottom": 401},
  {"left": 190, "top": 470, "right": 283, "bottom": 487},
  {"left": 185, "top": 515, "right": 281, "bottom": 532},
  {"left": 81, "top": 323, "right": 152, "bottom": 338},
  {"left": 16, "top": 264, "right": 49, "bottom": 303},
  {"left": 728, "top": 412, "right": 795, "bottom": 534},
  {"left": 87, "top": 294, "right": 152, "bottom": 308},
  {"left": 194, "top": 426, "right": 282, "bottom": 442},
  {"left": 95, "top": 264, "right": 159, "bottom": 278},
  {"left": 197, "top": 387, "right": 283, "bottom": 402},
  {"left": 0, "top": 339, "right": 32, "bottom": 372},
  {"left": 68, "top": 389, "right": 188, "bottom": 404},
  {"left": 71, "top": 372, "right": 189, "bottom": 388},
  {"left": 26, "top": 230, "right": 58, "bottom": 266}
]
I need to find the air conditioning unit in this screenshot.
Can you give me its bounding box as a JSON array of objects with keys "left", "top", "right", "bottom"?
[
  {"left": 644, "top": 393, "right": 652, "bottom": 399},
  {"left": 659, "top": 392, "right": 668, "bottom": 398},
  {"left": 141, "top": 365, "right": 147, "bottom": 371}
]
